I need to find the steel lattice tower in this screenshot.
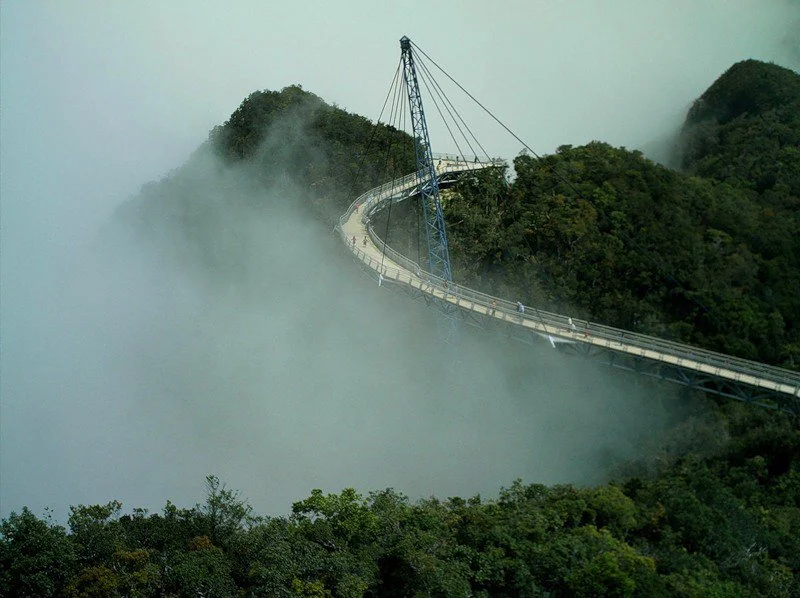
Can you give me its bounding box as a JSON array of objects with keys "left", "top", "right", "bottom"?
[
  {"left": 400, "top": 36, "right": 459, "bottom": 344},
  {"left": 400, "top": 36, "right": 453, "bottom": 282}
]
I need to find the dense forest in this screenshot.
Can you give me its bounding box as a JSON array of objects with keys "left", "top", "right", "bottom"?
[
  {"left": 119, "top": 85, "right": 416, "bottom": 278},
  {"left": 3, "top": 62, "right": 799, "bottom": 595},
  {"left": 133, "top": 85, "right": 415, "bottom": 226},
  {"left": 2, "top": 402, "right": 799, "bottom": 596},
  {"left": 208, "top": 84, "right": 417, "bottom": 221},
  {"left": 379, "top": 60, "right": 800, "bottom": 369}
]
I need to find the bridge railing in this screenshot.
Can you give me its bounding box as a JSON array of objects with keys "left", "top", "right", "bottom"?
[
  {"left": 337, "top": 157, "right": 503, "bottom": 229},
  {"left": 432, "top": 153, "right": 506, "bottom": 167},
  {"left": 336, "top": 169, "right": 800, "bottom": 397}
]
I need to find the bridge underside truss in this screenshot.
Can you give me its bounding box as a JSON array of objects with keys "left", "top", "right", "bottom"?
[
  {"left": 367, "top": 278, "right": 800, "bottom": 415},
  {"left": 559, "top": 338, "right": 799, "bottom": 413}
]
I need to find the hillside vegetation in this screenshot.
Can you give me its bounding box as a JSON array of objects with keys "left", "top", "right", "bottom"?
[
  {"left": 121, "top": 85, "right": 415, "bottom": 276},
  {"left": 2, "top": 403, "right": 799, "bottom": 596},
  {"left": 433, "top": 60, "right": 800, "bottom": 369},
  {"left": 208, "top": 85, "right": 416, "bottom": 220},
  {"left": 4, "top": 62, "right": 799, "bottom": 596}
]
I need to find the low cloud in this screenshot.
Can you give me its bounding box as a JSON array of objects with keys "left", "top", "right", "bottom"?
[{"left": 0, "top": 135, "right": 686, "bottom": 520}]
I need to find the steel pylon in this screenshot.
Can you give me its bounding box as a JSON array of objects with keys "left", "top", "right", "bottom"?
[{"left": 400, "top": 35, "right": 459, "bottom": 345}]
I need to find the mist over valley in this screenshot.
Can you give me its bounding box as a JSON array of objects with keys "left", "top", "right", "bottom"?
[{"left": 2, "top": 3, "right": 800, "bottom": 594}]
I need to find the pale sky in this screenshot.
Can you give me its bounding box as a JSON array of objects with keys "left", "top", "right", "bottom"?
[
  {"left": 2, "top": 1, "right": 798, "bottom": 229},
  {"left": 1, "top": 1, "right": 798, "bottom": 518}
]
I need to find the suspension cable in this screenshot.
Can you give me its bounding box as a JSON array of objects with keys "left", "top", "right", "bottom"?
[
  {"left": 416, "top": 66, "right": 469, "bottom": 161},
  {"left": 348, "top": 60, "right": 405, "bottom": 200},
  {"left": 411, "top": 40, "right": 542, "bottom": 160},
  {"left": 415, "top": 54, "right": 490, "bottom": 161},
  {"left": 411, "top": 39, "right": 709, "bottom": 318},
  {"left": 379, "top": 66, "right": 407, "bottom": 272}
]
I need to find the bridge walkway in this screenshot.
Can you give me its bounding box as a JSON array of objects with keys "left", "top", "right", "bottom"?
[{"left": 335, "top": 159, "right": 800, "bottom": 412}]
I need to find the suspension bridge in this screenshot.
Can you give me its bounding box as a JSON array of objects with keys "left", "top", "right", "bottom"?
[{"left": 334, "top": 37, "right": 800, "bottom": 415}]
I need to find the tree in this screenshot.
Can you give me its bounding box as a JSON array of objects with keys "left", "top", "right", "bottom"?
[
  {"left": 197, "top": 475, "right": 254, "bottom": 548},
  {"left": 164, "top": 539, "right": 236, "bottom": 598},
  {"left": 68, "top": 501, "right": 123, "bottom": 567},
  {"left": 0, "top": 507, "right": 76, "bottom": 596}
]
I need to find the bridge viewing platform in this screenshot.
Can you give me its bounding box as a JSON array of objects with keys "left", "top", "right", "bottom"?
[{"left": 335, "top": 157, "right": 800, "bottom": 415}]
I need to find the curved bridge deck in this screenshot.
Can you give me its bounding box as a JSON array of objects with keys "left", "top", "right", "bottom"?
[{"left": 335, "top": 158, "right": 800, "bottom": 414}]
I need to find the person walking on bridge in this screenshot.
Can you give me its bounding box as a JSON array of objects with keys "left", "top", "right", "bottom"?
[
  {"left": 516, "top": 301, "right": 525, "bottom": 320},
  {"left": 351, "top": 235, "right": 356, "bottom": 247}
]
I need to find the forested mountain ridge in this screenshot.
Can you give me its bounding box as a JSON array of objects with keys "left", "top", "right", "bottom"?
[
  {"left": 5, "top": 63, "right": 798, "bottom": 596},
  {"left": 122, "top": 65, "right": 800, "bottom": 371},
  {"left": 680, "top": 59, "right": 800, "bottom": 201},
  {"left": 419, "top": 59, "right": 799, "bottom": 369},
  {"left": 207, "top": 84, "right": 415, "bottom": 219},
  {"left": 119, "top": 85, "right": 415, "bottom": 278},
  {"left": 685, "top": 60, "right": 800, "bottom": 124}
]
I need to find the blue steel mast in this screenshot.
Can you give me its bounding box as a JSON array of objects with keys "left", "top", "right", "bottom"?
[
  {"left": 400, "top": 36, "right": 458, "bottom": 345},
  {"left": 400, "top": 36, "right": 453, "bottom": 283}
]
